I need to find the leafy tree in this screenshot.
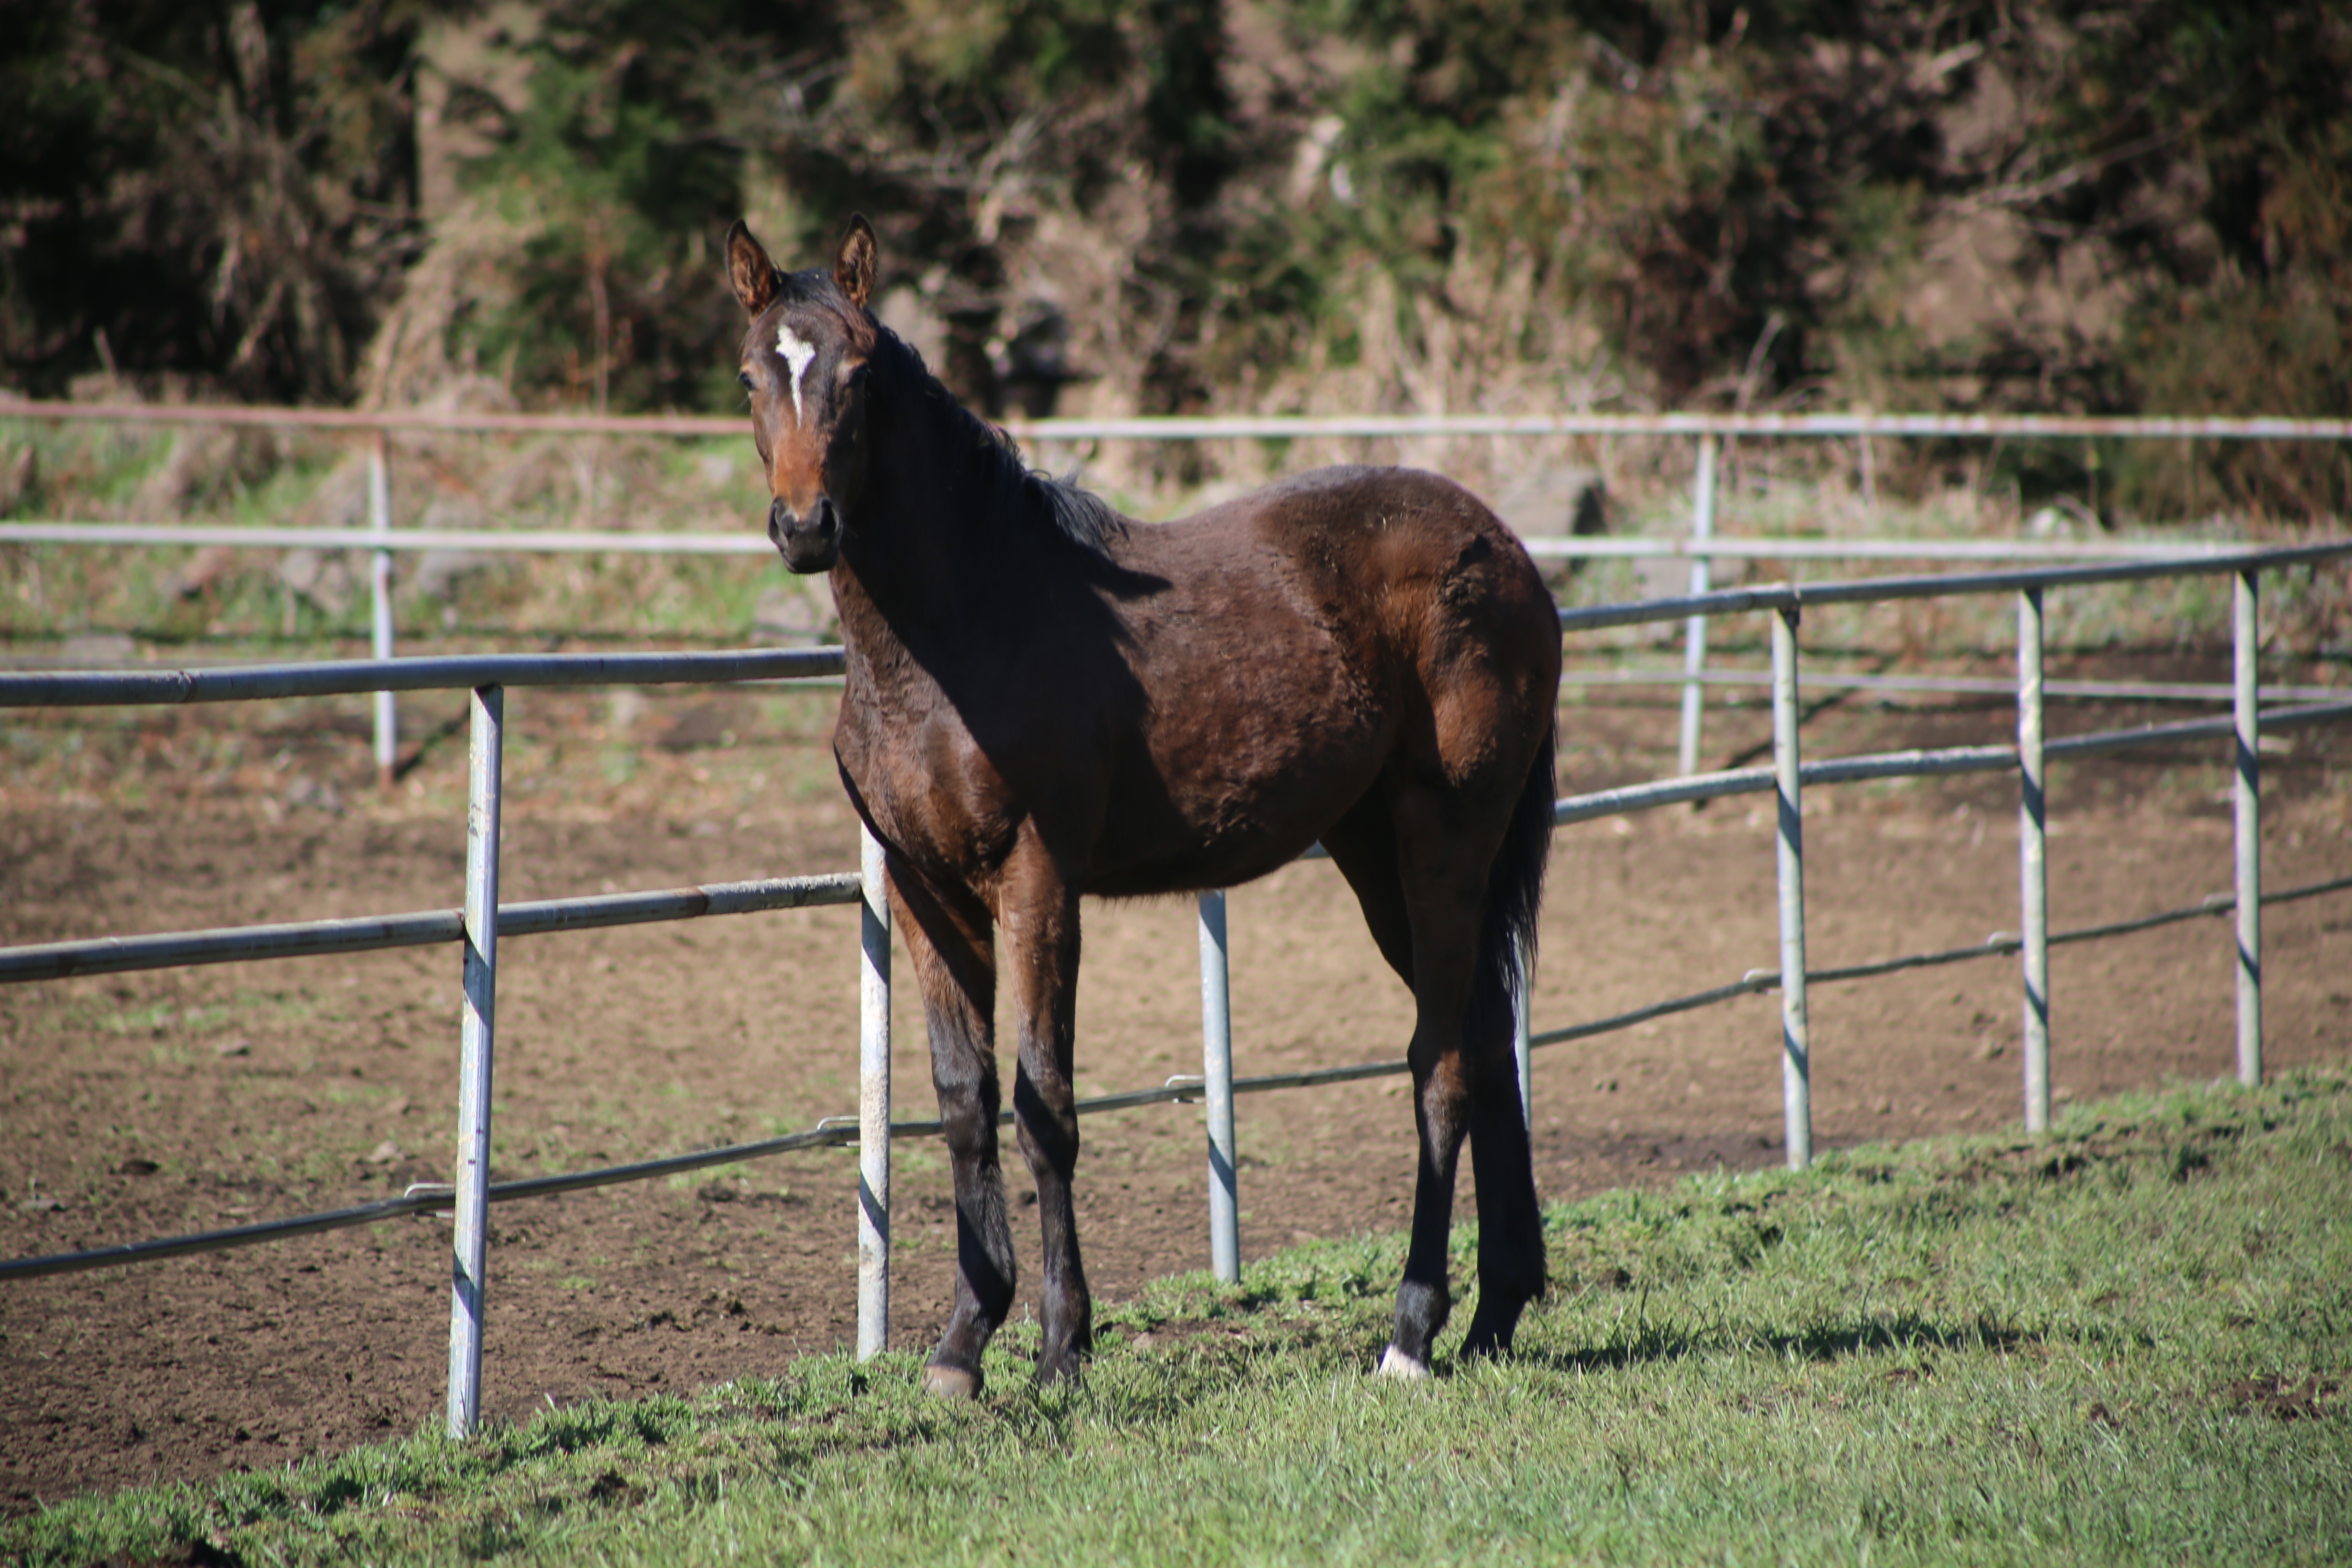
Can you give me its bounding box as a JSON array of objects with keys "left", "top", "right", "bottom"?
[
  {"left": 4, "top": 0, "right": 2344, "bottom": 523},
  {"left": 0, "top": 0, "right": 457, "bottom": 401},
  {"left": 434, "top": 0, "right": 831, "bottom": 411}
]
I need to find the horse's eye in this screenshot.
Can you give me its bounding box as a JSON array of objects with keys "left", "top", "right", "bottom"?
[{"left": 738, "top": 371, "right": 756, "bottom": 392}]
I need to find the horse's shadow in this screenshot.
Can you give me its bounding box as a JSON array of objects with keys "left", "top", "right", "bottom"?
[{"left": 1452, "top": 1309, "right": 2063, "bottom": 1379}]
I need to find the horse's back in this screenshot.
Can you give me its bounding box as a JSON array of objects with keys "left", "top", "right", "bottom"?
[
  {"left": 1072, "top": 465, "right": 1557, "bottom": 892},
  {"left": 1149, "top": 464, "right": 1559, "bottom": 697},
  {"left": 1180, "top": 463, "right": 1541, "bottom": 600}
]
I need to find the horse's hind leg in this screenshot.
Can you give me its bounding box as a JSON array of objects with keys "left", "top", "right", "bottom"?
[
  {"left": 1461, "top": 732, "right": 1555, "bottom": 1357},
  {"left": 889, "top": 861, "right": 1015, "bottom": 1398},
  {"left": 1388, "top": 855, "right": 1546, "bottom": 1371},
  {"left": 1329, "top": 773, "right": 1548, "bottom": 1374},
  {"left": 1391, "top": 1042, "right": 1475, "bottom": 1375},
  {"left": 1460, "top": 989, "right": 1544, "bottom": 1358},
  {"left": 1326, "top": 788, "right": 1488, "bottom": 1375}
]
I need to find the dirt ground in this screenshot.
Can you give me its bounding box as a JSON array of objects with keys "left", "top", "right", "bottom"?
[{"left": 3, "top": 658, "right": 2349, "bottom": 1513}]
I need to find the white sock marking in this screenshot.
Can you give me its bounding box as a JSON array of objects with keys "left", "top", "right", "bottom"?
[
  {"left": 776, "top": 323, "right": 817, "bottom": 425},
  {"left": 1375, "top": 1345, "right": 1430, "bottom": 1380}
]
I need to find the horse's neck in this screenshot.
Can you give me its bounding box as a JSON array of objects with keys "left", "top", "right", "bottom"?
[
  {"left": 842, "top": 381, "right": 1035, "bottom": 620},
  {"left": 831, "top": 385, "right": 1004, "bottom": 659}
]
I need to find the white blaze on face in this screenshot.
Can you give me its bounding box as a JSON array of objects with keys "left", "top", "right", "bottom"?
[{"left": 775, "top": 323, "right": 818, "bottom": 425}]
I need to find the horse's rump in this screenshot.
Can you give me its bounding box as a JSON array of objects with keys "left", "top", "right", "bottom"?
[{"left": 1078, "top": 464, "right": 1556, "bottom": 894}]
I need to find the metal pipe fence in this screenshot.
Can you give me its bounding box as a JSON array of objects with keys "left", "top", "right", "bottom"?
[
  {"left": 7, "top": 395, "right": 2348, "bottom": 778},
  {"left": 856, "top": 830, "right": 893, "bottom": 1359},
  {"left": 4, "top": 520, "right": 2310, "bottom": 768},
  {"left": 0, "top": 518, "right": 2347, "bottom": 1440},
  {"left": 0, "top": 519, "right": 2296, "bottom": 563},
  {"left": 8, "top": 857, "right": 2346, "bottom": 1278},
  {"left": 2017, "top": 588, "right": 2054, "bottom": 1129},
  {"left": 7, "top": 396, "right": 2350, "bottom": 439}
]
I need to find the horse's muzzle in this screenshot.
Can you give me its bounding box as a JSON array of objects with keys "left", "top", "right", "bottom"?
[{"left": 769, "top": 494, "right": 842, "bottom": 573}]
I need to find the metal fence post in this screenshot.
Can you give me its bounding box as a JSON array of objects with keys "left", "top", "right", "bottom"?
[
  {"left": 1677, "top": 434, "right": 1719, "bottom": 776},
  {"left": 368, "top": 432, "right": 397, "bottom": 787},
  {"left": 856, "top": 825, "right": 892, "bottom": 1358},
  {"left": 2018, "top": 588, "right": 2051, "bottom": 1131},
  {"left": 1513, "top": 936, "right": 1532, "bottom": 1133},
  {"left": 447, "top": 683, "right": 503, "bottom": 1437},
  {"left": 2234, "top": 568, "right": 2262, "bottom": 1085},
  {"left": 1198, "top": 889, "right": 1238, "bottom": 1283},
  {"left": 1771, "top": 607, "right": 1812, "bottom": 1169}
]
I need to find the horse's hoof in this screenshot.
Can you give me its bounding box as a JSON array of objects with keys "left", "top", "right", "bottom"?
[
  {"left": 1461, "top": 1289, "right": 1535, "bottom": 1360},
  {"left": 1460, "top": 1317, "right": 1516, "bottom": 1361},
  {"left": 1374, "top": 1345, "right": 1430, "bottom": 1380},
  {"left": 922, "top": 1362, "right": 984, "bottom": 1399}
]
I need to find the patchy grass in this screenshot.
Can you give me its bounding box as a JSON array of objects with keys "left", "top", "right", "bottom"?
[{"left": 8, "top": 1068, "right": 2348, "bottom": 1564}]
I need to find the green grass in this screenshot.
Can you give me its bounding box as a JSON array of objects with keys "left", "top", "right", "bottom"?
[{"left": 9, "top": 1069, "right": 2350, "bottom": 1564}]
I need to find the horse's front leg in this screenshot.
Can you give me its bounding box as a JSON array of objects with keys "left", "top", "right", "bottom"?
[
  {"left": 997, "top": 836, "right": 1092, "bottom": 1385},
  {"left": 888, "top": 859, "right": 1013, "bottom": 1399}
]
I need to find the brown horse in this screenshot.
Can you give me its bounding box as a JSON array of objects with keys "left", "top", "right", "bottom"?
[{"left": 725, "top": 214, "right": 1562, "bottom": 1395}]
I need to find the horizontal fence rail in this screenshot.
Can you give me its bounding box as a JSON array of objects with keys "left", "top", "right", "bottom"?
[
  {"left": 1566, "top": 667, "right": 2350, "bottom": 706},
  {"left": 6, "top": 700, "right": 2343, "bottom": 987},
  {"left": 0, "top": 873, "right": 860, "bottom": 984},
  {"left": 1527, "top": 871, "right": 2352, "bottom": 1050},
  {"left": 0, "top": 521, "right": 776, "bottom": 557},
  {"left": 0, "top": 646, "right": 844, "bottom": 707},
  {"left": 1554, "top": 542, "right": 2352, "bottom": 633},
  {"left": 1518, "top": 537, "right": 2303, "bottom": 561},
  {"left": 1552, "top": 701, "right": 2352, "bottom": 824},
  {"left": 7, "top": 395, "right": 2351, "bottom": 441},
  {"left": 9, "top": 399, "right": 2342, "bottom": 775},
  {"left": 0, "top": 521, "right": 2293, "bottom": 565},
  {"left": 9, "top": 865, "right": 2348, "bottom": 1288}
]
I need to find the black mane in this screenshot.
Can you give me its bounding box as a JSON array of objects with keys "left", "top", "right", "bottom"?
[{"left": 871, "top": 322, "right": 1126, "bottom": 557}]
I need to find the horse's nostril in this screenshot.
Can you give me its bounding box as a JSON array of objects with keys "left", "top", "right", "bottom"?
[{"left": 768, "top": 498, "right": 794, "bottom": 544}]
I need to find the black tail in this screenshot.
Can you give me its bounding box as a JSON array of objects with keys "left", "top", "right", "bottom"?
[
  {"left": 1457, "top": 717, "right": 1557, "bottom": 1354},
  {"left": 1466, "top": 718, "right": 1556, "bottom": 1049}
]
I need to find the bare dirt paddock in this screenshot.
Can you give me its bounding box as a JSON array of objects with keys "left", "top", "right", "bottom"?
[{"left": 3, "top": 668, "right": 2349, "bottom": 1512}]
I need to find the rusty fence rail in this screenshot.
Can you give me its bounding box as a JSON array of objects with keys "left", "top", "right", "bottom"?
[{"left": 1, "top": 541, "right": 2349, "bottom": 1438}]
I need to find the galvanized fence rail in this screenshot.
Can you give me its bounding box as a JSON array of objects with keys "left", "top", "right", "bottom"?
[
  {"left": 8, "top": 396, "right": 2350, "bottom": 438},
  {"left": 8, "top": 396, "right": 2350, "bottom": 778},
  {"left": 4, "top": 520, "right": 2315, "bottom": 776},
  {"left": 1, "top": 540, "right": 2349, "bottom": 1440}
]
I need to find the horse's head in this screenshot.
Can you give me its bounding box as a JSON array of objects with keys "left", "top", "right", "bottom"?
[{"left": 724, "top": 215, "right": 881, "bottom": 574}]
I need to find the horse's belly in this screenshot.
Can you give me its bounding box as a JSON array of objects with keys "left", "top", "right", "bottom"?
[{"left": 1082, "top": 655, "right": 1386, "bottom": 895}]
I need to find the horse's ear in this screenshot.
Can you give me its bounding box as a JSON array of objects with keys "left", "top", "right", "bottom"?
[
  {"left": 833, "top": 214, "right": 877, "bottom": 310},
  {"left": 726, "top": 220, "right": 779, "bottom": 315}
]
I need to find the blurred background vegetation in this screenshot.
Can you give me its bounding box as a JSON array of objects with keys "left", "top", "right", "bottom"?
[{"left": 2, "top": 0, "right": 2348, "bottom": 521}]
